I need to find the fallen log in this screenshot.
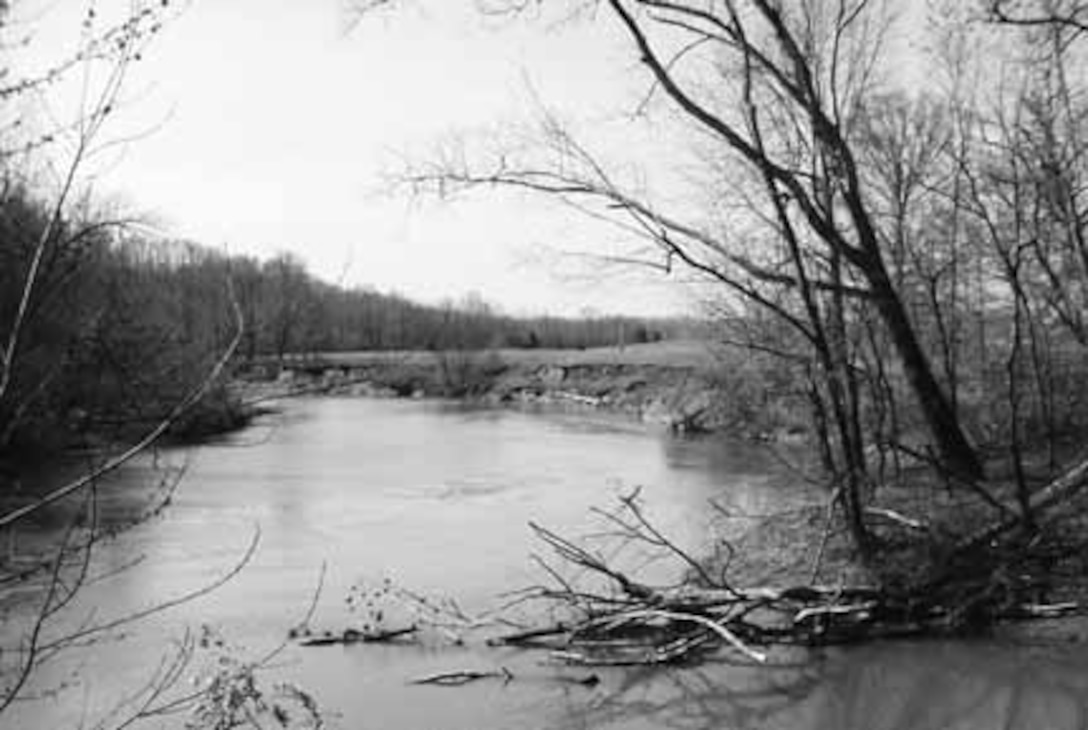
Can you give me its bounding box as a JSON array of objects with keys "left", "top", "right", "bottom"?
[
  {"left": 354, "top": 491, "right": 1088, "bottom": 671},
  {"left": 955, "top": 455, "right": 1088, "bottom": 554},
  {"left": 298, "top": 625, "right": 417, "bottom": 646},
  {"left": 411, "top": 667, "right": 513, "bottom": 686},
  {"left": 486, "top": 623, "right": 570, "bottom": 647}
]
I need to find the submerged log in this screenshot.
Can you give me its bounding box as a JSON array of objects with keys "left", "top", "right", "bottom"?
[
  {"left": 298, "top": 625, "right": 417, "bottom": 646},
  {"left": 411, "top": 667, "right": 514, "bottom": 686}
]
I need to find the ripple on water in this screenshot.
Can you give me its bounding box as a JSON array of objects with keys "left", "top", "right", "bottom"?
[{"left": 8, "top": 397, "right": 1088, "bottom": 730}]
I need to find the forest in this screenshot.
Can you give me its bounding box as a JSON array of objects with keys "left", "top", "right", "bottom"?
[
  {"left": 5, "top": 0, "right": 1088, "bottom": 727},
  {"left": 0, "top": 190, "right": 687, "bottom": 463}
]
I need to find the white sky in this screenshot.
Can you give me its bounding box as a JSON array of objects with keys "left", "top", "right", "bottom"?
[{"left": 10, "top": 0, "right": 927, "bottom": 317}]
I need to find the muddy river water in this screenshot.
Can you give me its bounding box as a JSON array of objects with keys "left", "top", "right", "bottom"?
[{"left": 9, "top": 397, "right": 1088, "bottom": 729}]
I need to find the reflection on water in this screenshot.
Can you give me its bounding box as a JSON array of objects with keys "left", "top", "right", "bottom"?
[
  {"left": 10, "top": 397, "right": 1088, "bottom": 730},
  {"left": 548, "top": 640, "right": 1088, "bottom": 730},
  {"left": 808, "top": 641, "right": 1088, "bottom": 730}
]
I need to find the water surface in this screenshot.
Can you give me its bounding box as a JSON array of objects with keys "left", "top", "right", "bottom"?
[{"left": 9, "top": 397, "right": 1088, "bottom": 729}]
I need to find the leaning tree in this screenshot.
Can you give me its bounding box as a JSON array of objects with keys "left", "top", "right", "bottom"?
[{"left": 354, "top": 0, "right": 994, "bottom": 553}]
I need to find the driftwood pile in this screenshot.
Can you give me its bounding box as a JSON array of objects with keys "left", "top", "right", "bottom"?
[
  {"left": 479, "top": 523, "right": 1077, "bottom": 667},
  {"left": 300, "top": 489, "right": 1086, "bottom": 669}
]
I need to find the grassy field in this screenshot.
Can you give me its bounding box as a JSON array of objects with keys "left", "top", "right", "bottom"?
[{"left": 310, "top": 339, "right": 729, "bottom": 371}]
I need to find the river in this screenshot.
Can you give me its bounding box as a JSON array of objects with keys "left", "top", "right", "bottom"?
[{"left": 7, "top": 397, "right": 1088, "bottom": 729}]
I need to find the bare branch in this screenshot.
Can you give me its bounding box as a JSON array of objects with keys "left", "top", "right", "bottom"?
[{"left": 0, "top": 276, "right": 245, "bottom": 530}]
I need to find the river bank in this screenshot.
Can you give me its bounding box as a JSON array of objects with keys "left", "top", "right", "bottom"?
[
  {"left": 237, "top": 340, "right": 807, "bottom": 440},
  {"left": 233, "top": 343, "right": 1088, "bottom": 638},
  {"left": 8, "top": 378, "right": 1088, "bottom": 730},
  {"left": 15, "top": 396, "right": 1088, "bottom": 730}
]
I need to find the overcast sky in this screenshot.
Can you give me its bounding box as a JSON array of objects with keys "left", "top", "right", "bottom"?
[{"left": 13, "top": 0, "right": 926, "bottom": 317}]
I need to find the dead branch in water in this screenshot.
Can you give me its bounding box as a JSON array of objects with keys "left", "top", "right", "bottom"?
[
  {"left": 335, "top": 493, "right": 1086, "bottom": 671},
  {"left": 537, "top": 499, "right": 1080, "bottom": 662},
  {"left": 411, "top": 667, "right": 514, "bottom": 686},
  {"left": 297, "top": 626, "right": 418, "bottom": 646}
]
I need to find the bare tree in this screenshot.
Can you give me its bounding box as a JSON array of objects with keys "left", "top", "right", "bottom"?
[
  {"left": 351, "top": 0, "right": 1004, "bottom": 555},
  {"left": 0, "top": 4, "right": 306, "bottom": 727},
  {"left": 985, "top": 0, "right": 1088, "bottom": 35}
]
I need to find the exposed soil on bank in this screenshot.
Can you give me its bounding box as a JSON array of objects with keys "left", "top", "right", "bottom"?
[
  {"left": 235, "top": 342, "right": 1088, "bottom": 642},
  {"left": 237, "top": 340, "right": 808, "bottom": 440}
]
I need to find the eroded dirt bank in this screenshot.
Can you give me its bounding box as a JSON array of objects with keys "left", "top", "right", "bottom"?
[{"left": 237, "top": 341, "right": 806, "bottom": 440}]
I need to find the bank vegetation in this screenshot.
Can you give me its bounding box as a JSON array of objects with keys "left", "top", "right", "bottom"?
[
  {"left": 341, "top": 0, "right": 1088, "bottom": 654},
  {"left": 9, "top": 0, "right": 1088, "bottom": 726}
]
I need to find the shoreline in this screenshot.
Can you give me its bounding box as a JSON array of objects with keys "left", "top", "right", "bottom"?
[{"left": 235, "top": 343, "right": 808, "bottom": 441}]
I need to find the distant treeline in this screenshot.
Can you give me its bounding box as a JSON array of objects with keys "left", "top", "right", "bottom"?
[
  {"left": 0, "top": 183, "right": 695, "bottom": 459},
  {"left": 115, "top": 243, "right": 701, "bottom": 359},
  {"left": 228, "top": 254, "right": 699, "bottom": 357},
  {"left": 0, "top": 186, "right": 245, "bottom": 457}
]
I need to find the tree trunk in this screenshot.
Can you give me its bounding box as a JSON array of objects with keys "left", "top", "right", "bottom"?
[{"left": 865, "top": 258, "right": 984, "bottom": 480}]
